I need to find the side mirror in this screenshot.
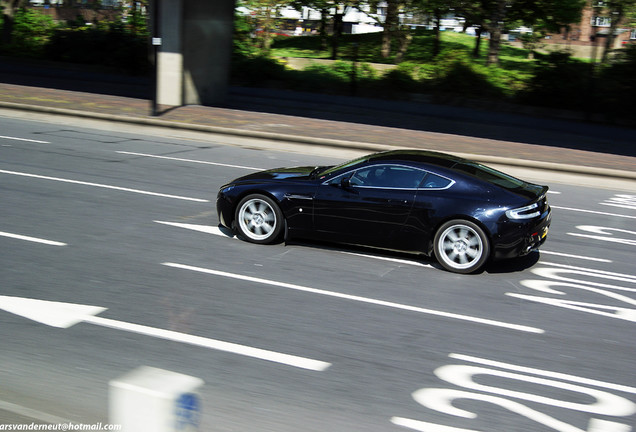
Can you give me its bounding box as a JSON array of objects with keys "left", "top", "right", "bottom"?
[{"left": 340, "top": 176, "right": 352, "bottom": 189}]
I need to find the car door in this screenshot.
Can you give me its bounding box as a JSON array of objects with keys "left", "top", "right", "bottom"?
[{"left": 313, "top": 164, "right": 426, "bottom": 246}]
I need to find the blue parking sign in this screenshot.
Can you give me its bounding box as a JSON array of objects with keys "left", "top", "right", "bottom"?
[{"left": 175, "top": 393, "right": 200, "bottom": 431}]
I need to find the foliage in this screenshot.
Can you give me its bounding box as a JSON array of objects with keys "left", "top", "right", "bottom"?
[
  {"left": 46, "top": 20, "right": 149, "bottom": 74},
  {"left": 597, "top": 44, "right": 636, "bottom": 114},
  {"left": 518, "top": 51, "right": 591, "bottom": 109},
  {"left": 5, "top": 7, "right": 56, "bottom": 56}
]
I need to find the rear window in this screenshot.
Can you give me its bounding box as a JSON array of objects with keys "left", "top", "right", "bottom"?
[{"left": 452, "top": 162, "right": 526, "bottom": 190}]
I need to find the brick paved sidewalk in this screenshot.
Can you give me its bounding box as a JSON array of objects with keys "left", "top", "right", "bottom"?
[{"left": 1, "top": 82, "right": 635, "bottom": 175}]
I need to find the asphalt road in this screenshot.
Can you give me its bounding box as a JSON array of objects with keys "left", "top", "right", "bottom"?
[{"left": 1, "top": 115, "right": 635, "bottom": 431}]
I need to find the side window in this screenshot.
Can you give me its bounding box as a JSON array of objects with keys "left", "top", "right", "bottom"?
[
  {"left": 350, "top": 166, "right": 388, "bottom": 187},
  {"left": 351, "top": 165, "right": 425, "bottom": 188},
  {"left": 421, "top": 172, "right": 453, "bottom": 189}
]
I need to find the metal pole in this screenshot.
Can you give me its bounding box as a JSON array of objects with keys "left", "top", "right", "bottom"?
[{"left": 150, "top": 0, "right": 161, "bottom": 116}]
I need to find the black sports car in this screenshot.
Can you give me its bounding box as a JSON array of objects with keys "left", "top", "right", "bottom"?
[{"left": 216, "top": 150, "right": 551, "bottom": 273}]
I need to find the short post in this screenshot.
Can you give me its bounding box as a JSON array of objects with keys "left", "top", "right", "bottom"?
[{"left": 109, "top": 366, "right": 204, "bottom": 432}]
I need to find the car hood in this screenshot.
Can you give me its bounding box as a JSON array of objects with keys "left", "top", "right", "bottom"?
[{"left": 234, "top": 166, "right": 319, "bottom": 183}]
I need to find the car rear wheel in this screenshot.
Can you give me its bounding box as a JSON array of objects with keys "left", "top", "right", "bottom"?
[
  {"left": 434, "top": 220, "right": 490, "bottom": 274},
  {"left": 235, "top": 194, "right": 283, "bottom": 244}
]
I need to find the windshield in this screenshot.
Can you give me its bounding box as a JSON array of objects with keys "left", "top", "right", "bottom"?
[
  {"left": 452, "top": 161, "right": 526, "bottom": 190},
  {"left": 317, "top": 155, "right": 370, "bottom": 178}
]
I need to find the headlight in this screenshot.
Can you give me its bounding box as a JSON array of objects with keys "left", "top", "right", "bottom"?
[
  {"left": 506, "top": 202, "right": 540, "bottom": 220},
  {"left": 219, "top": 184, "right": 235, "bottom": 194}
]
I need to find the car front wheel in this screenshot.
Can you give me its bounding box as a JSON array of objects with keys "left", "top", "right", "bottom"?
[
  {"left": 235, "top": 194, "right": 284, "bottom": 244},
  {"left": 434, "top": 220, "right": 490, "bottom": 274}
]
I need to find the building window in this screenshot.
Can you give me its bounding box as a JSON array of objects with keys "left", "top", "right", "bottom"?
[
  {"left": 631, "top": 29, "right": 636, "bottom": 40},
  {"left": 591, "top": 16, "right": 611, "bottom": 27}
]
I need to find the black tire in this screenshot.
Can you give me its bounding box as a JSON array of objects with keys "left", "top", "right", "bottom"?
[
  {"left": 434, "top": 219, "right": 490, "bottom": 274},
  {"left": 235, "top": 194, "right": 284, "bottom": 244}
]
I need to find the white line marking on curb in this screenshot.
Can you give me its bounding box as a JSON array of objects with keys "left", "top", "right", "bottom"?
[
  {"left": 163, "top": 262, "right": 544, "bottom": 334},
  {"left": 117, "top": 151, "right": 261, "bottom": 170},
  {"left": 0, "top": 230, "right": 66, "bottom": 246},
  {"left": 0, "top": 169, "right": 209, "bottom": 202}
]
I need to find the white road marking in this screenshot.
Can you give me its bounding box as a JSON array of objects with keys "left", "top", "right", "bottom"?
[
  {"left": 117, "top": 151, "right": 261, "bottom": 170},
  {"left": 601, "top": 194, "right": 636, "bottom": 211},
  {"left": 340, "top": 251, "right": 433, "bottom": 267},
  {"left": 0, "top": 169, "right": 209, "bottom": 202},
  {"left": 449, "top": 353, "right": 636, "bottom": 394},
  {"left": 0, "top": 400, "right": 69, "bottom": 424},
  {"left": 0, "top": 230, "right": 66, "bottom": 246},
  {"left": 0, "top": 295, "right": 330, "bottom": 372},
  {"left": 163, "top": 262, "right": 544, "bottom": 334},
  {"left": 84, "top": 315, "right": 330, "bottom": 371},
  {"left": 156, "top": 220, "right": 429, "bottom": 265},
  {"left": 551, "top": 205, "right": 636, "bottom": 220},
  {"left": 0, "top": 135, "right": 50, "bottom": 144},
  {"left": 155, "top": 221, "right": 233, "bottom": 237},
  {"left": 539, "top": 250, "right": 611, "bottom": 263},
  {"left": 539, "top": 262, "right": 636, "bottom": 283}
]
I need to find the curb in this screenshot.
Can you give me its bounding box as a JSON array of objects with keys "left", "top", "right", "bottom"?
[{"left": 2, "top": 100, "right": 635, "bottom": 182}]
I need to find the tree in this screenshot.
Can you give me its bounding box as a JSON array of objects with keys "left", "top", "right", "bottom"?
[
  {"left": 289, "top": 0, "right": 357, "bottom": 58},
  {"left": 597, "top": 0, "right": 636, "bottom": 63},
  {"left": 453, "top": 0, "right": 585, "bottom": 65},
  {"left": 413, "top": 0, "right": 454, "bottom": 57},
  {"left": 1, "top": 0, "right": 25, "bottom": 46},
  {"left": 363, "top": 0, "right": 418, "bottom": 61},
  {"left": 241, "top": 0, "right": 290, "bottom": 54}
]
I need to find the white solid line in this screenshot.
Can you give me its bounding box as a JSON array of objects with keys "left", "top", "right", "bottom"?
[
  {"left": 0, "top": 400, "right": 69, "bottom": 424},
  {"left": 552, "top": 205, "right": 636, "bottom": 220},
  {"left": 449, "top": 353, "right": 636, "bottom": 394},
  {"left": 540, "top": 262, "right": 636, "bottom": 281},
  {"left": 84, "top": 315, "right": 331, "bottom": 371},
  {"left": 155, "top": 221, "right": 233, "bottom": 237},
  {"left": 117, "top": 151, "right": 261, "bottom": 171},
  {"left": 390, "top": 417, "right": 473, "bottom": 432},
  {"left": 0, "top": 169, "right": 209, "bottom": 202},
  {"left": 163, "top": 262, "right": 544, "bottom": 334},
  {"left": 0, "top": 135, "right": 50, "bottom": 144},
  {"left": 0, "top": 230, "right": 66, "bottom": 246},
  {"left": 539, "top": 250, "right": 611, "bottom": 263},
  {"left": 601, "top": 203, "right": 636, "bottom": 211},
  {"left": 340, "top": 251, "right": 433, "bottom": 267}
]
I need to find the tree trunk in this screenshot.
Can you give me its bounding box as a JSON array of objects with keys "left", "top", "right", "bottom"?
[
  {"left": 472, "top": 27, "right": 482, "bottom": 58},
  {"left": 1, "top": 0, "right": 24, "bottom": 46},
  {"left": 601, "top": 6, "right": 623, "bottom": 64},
  {"left": 331, "top": 12, "right": 343, "bottom": 60},
  {"left": 433, "top": 10, "right": 441, "bottom": 57},
  {"left": 394, "top": 27, "right": 412, "bottom": 63},
  {"left": 486, "top": 0, "right": 509, "bottom": 66},
  {"left": 319, "top": 7, "right": 328, "bottom": 51},
  {"left": 381, "top": 0, "right": 399, "bottom": 58}
]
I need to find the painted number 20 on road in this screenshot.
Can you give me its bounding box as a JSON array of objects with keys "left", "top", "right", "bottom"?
[{"left": 392, "top": 353, "right": 636, "bottom": 432}]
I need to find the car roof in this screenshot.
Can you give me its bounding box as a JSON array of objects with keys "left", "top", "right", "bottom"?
[{"left": 367, "top": 150, "right": 467, "bottom": 169}]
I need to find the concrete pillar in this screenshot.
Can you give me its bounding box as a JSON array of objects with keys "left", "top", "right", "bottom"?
[
  {"left": 156, "top": 0, "right": 235, "bottom": 107},
  {"left": 182, "top": 0, "right": 235, "bottom": 105},
  {"left": 156, "top": 0, "right": 183, "bottom": 106}
]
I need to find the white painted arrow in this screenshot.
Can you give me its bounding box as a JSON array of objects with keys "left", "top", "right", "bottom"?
[{"left": 0, "top": 295, "right": 330, "bottom": 372}]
